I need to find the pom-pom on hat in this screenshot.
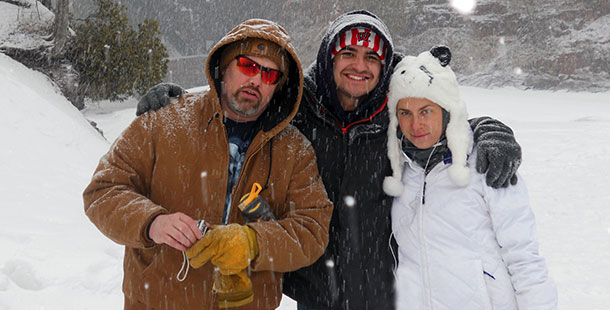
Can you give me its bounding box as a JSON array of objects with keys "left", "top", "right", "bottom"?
[
  {"left": 220, "top": 38, "right": 289, "bottom": 88},
  {"left": 383, "top": 46, "right": 472, "bottom": 197},
  {"left": 331, "top": 27, "right": 387, "bottom": 65}
]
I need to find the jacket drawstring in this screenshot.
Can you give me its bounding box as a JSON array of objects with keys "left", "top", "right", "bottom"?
[
  {"left": 389, "top": 231, "right": 398, "bottom": 280},
  {"left": 421, "top": 142, "right": 441, "bottom": 205}
]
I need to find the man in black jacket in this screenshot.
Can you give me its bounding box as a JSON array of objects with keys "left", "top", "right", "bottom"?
[
  {"left": 282, "top": 11, "right": 401, "bottom": 310},
  {"left": 136, "top": 10, "right": 521, "bottom": 310}
]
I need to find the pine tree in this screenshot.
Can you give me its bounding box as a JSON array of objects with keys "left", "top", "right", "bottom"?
[{"left": 68, "top": 0, "right": 168, "bottom": 102}]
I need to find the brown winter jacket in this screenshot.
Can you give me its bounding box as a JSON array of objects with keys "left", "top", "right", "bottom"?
[{"left": 83, "top": 19, "right": 332, "bottom": 310}]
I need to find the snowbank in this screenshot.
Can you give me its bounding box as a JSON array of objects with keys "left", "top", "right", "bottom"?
[{"left": 0, "top": 53, "right": 123, "bottom": 309}]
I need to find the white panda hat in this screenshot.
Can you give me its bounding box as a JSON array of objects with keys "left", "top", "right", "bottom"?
[{"left": 383, "top": 46, "right": 472, "bottom": 197}]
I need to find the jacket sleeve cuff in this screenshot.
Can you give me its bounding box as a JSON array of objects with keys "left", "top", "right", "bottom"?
[{"left": 142, "top": 211, "right": 168, "bottom": 248}]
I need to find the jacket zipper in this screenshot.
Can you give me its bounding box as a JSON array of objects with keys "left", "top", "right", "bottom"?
[
  {"left": 419, "top": 175, "right": 433, "bottom": 309},
  {"left": 422, "top": 181, "right": 427, "bottom": 205},
  {"left": 200, "top": 112, "right": 231, "bottom": 225}
]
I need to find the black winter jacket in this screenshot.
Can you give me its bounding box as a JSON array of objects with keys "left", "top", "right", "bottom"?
[{"left": 282, "top": 10, "right": 401, "bottom": 310}]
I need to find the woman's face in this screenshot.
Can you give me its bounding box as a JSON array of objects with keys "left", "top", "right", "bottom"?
[{"left": 396, "top": 97, "right": 444, "bottom": 149}]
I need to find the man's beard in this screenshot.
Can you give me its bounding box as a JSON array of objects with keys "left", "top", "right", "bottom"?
[
  {"left": 336, "top": 86, "right": 368, "bottom": 110},
  {"left": 223, "top": 87, "right": 263, "bottom": 117},
  {"left": 337, "top": 85, "right": 368, "bottom": 101}
]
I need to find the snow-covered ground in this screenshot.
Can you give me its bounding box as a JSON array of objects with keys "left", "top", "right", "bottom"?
[
  {"left": 2, "top": 0, "right": 609, "bottom": 309},
  {"left": 1, "top": 51, "right": 610, "bottom": 309},
  {"left": 0, "top": 0, "right": 54, "bottom": 49}
]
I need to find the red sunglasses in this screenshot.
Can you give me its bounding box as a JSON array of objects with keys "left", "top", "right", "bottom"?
[{"left": 234, "top": 55, "right": 284, "bottom": 85}]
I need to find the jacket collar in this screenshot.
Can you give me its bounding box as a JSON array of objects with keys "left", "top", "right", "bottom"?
[{"left": 301, "top": 86, "right": 390, "bottom": 138}]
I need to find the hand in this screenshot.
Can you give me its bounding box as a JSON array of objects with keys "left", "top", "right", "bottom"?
[
  {"left": 148, "top": 212, "right": 203, "bottom": 251},
  {"left": 186, "top": 224, "right": 258, "bottom": 274},
  {"left": 470, "top": 117, "right": 522, "bottom": 188},
  {"left": 136, "top": 83, "right": 185, "bottom": 116}
]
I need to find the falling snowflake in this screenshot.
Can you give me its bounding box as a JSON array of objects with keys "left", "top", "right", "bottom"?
[
  {"left": 344, "top": 195, "right": 355, "bottom": 207},
  {"left": 514, "top": 67, "right": 523, "bottom": 75},
  {"left": 450, "top": 0, "right": 477, "bottom": 15}
]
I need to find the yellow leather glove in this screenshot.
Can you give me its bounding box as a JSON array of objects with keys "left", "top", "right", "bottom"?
[
  {"left": 186, "top": 224, "right": 258, "bottom": 274},
  {"left": 213, "top": 269, "right": 254, "bottom": 308}
]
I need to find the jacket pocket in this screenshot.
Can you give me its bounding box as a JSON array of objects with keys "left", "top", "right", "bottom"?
[
  {"left": 432, "top": 259, "right": 493, "bottom": 309},
  {"left": 140, "top": 248, "right": 162, "bottom": 278},
  {"left": 474, "top": 259, "right": 495, "bottom": 309},
  {"left": 481, "top": 258, "right": 518, "bottom": 309}
]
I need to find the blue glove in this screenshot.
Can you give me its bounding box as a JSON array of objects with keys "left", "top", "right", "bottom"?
[
  {"left": 136, "top": 83, "right": 185, "bottom": 116},
  {"left": 470, "top": 117, "right": 521, "bottom": 188}
]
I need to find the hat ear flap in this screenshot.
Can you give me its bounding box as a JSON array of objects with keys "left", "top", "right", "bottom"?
[{"left": 430, "top": 45, "right": 451, "bottom": 67}]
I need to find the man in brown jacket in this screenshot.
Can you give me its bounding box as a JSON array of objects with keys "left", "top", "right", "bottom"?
[{"left": 83, "top": 19, "right": 332, "bottom": 310}]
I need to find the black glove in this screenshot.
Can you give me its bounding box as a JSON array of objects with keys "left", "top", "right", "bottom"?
[
  {"left": 136, "top": 83, "right": 185, "bottom": 116},
  {"left": 470, "top": 117, "right": 521, "bottom": 188}
]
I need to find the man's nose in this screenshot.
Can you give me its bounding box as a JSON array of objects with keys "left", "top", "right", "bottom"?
[
  {"left": 247, "top": 71, "right": 263, "bottom": 86},
  {"left": 351, "top": 54, "right": 368, "bottom": 71},
  {"left": 411, "top": 116, "right": 425, "bottom": 130}
]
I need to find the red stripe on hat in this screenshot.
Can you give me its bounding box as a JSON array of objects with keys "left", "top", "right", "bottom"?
[
  {"left": 351, "top": 28, "right": 358, "bottom": 46},
  {"left": 339, "top": 31, "right": 346, "bottom": 50}
]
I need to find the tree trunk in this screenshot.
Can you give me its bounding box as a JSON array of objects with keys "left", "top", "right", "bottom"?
[{"left": 51, "top": 0, "right": 69, "bottom": 58}]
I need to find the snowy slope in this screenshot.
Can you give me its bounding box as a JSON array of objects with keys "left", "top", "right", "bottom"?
[
  {"left": 0, "top": 53, "right": 123, "bottom": 309},
  {"left": 1, "top": 52, "right": 610, "bottom": 309}
]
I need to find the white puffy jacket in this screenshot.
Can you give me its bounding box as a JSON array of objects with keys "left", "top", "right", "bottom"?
[{"left": 392, "top": 150, "right": 557, "bottom": 310}]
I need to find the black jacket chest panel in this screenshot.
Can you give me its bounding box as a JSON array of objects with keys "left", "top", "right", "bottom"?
[{"left": 284, "top": 91, "right": 396, "bottom": 309}]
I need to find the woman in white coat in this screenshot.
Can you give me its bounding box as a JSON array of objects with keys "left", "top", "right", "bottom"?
[{"left": 383, "top": 46, "right": 557, "bottom": 310}]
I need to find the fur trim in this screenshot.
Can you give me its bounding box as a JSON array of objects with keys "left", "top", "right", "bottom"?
[
  {"left": 384, "top": 91, "right": 405, "bottom": 197},
  {"left": 383, "top": 176, "right": 404, "bottom": 196}
]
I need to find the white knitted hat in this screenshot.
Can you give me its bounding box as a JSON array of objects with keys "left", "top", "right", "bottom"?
[{"left": 383, "top": 46, "right": 472, "bottom": 197}]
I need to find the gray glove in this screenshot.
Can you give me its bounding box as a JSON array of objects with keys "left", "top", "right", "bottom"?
[
  {"left": 136, "top": 83, "right": 185, "bottom": 116},
  {"left": 470, "top": 117, "right": 521, "bottom": 188}
]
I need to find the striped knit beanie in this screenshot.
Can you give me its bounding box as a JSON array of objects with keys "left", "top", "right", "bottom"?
[{"left": 332, "top": 27, "right": 387, "bottom": 65}]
